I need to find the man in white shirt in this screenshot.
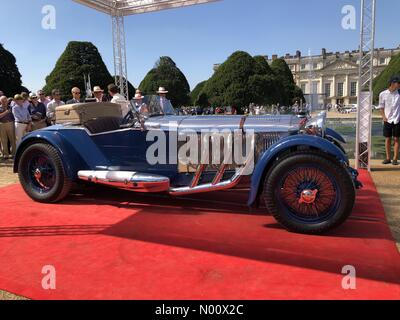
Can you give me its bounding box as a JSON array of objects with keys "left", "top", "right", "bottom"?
[
  {"left": 107, "top": 84, "right": 130, "bottom": 117},
  {"left": 37, "top": 90, "right": 50, "bottom": 107},
  {"left": 378, "top": 76, "right": 400, "bottom": 165},
  {"left": 46, "top": 89, "right": 65, "bottom": 125}
]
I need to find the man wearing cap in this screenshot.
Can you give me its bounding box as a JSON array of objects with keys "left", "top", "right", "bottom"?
[
  {"left": 46, "top": 89, "right": 65, "bottom": 125},
  {"left": 378, "top": 76, "right": 400, "bottom": 165},
  {"left": 93, "top": 86, "right": 107, "bottom": 103},
  {"left": 66, "top": 87, "right": 82, "bottom": 105},
  {"left": 28, "top": 93, "right": 47, "bottom": 131},
  {"left": 156, "top": 87, "right": 175, "bottom": 115},
  {"left": 12, "top": 94, "right": 32, "bottom": 144},
  {"left": 0, "top": 96, "right": 16, "bottom": 159},
  {"left": 108, "top": 84, "right": 130, "bottom": 117},
  {"left": 37, "top": 90, "right": 50, "bottom": 107}
]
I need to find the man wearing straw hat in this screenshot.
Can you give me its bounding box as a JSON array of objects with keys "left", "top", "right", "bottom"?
[
  {"left": 93, "top": 86, "right": 107, "bottom": 103},
  {"left": 133, "top": 92, "right": 148, "bottom": 114},
  {"left": 156, "top": 87, "right": 175, "bottom": 115}
]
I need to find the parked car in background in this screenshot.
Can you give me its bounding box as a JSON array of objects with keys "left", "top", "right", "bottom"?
[{"left": 343, "top": 104, "right": 358, "bottom": 113}]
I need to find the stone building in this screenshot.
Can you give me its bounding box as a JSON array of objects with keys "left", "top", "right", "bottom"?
[{"left": 266, "top": 47, "right": 400, "bottom": 106}]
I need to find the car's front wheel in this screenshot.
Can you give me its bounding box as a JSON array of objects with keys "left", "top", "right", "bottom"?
[
  {"left": 263, "top": 150, "right": 355, "bottom": 234},
  {"left": 18, "top": 143, "right": 72, "bottom": 203}
]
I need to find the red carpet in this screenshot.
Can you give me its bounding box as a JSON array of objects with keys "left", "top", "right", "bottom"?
[{"left": 0, "top": 170, "right": 399, "bottom": 300}]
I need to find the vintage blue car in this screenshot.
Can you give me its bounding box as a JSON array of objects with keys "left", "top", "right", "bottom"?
[{"left": 14, "top": 96, "right": 361, "bottom": 234}]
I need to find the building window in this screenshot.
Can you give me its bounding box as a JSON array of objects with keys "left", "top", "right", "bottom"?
[
  {"left": 313, "top": 63, "right": 318, "bottom": 69},
  {"left": 301, "top": 64, "right": 306, "bottom": 70},
  {"left": 380, "top": 57, "right": 386, "bottom": 65},
  {"left": 312, "top": 82, "right": 319, "bottom": 94},
  {"left": 325, "top": 83, "right": 331, "bottom": 97},
  {"left": 350, "top": 82, "right": 357, "bottom": 96},
  {"left": 301, "top": 83, "right": 306, "bottom": 93},
  {"left": 338, "top": 83, "right": 344, "bottom": 97}
]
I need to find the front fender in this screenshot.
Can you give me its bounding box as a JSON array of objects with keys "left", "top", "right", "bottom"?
[
  {"left": 14, "top": 131, "right": 86, "bottom": 179},
  {"left": 247, "top": 134, "right": 349, "bottom": 207},
  {"left": 325, "top": 127, "right": 346, "bottom": 144}
]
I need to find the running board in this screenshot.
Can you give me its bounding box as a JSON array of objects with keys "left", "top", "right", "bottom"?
[{"left": 78, "top": 171, "right": 170, "bottom": 193}]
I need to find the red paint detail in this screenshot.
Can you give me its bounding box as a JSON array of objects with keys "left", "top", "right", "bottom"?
[{"left": 281, "top": 167, "right": 336, "bottom": 216}]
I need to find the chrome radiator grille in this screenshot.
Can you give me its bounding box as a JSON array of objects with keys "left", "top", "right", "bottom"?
[{"left": 255, "top": 132, "right": 287, "bottom": 160}]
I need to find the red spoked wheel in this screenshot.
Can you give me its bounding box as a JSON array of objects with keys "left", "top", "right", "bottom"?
[
  {"left": 278, "top": 166, "right": 338, "bottom": 221},
  {"left": 263, "top": 150, "right": 355, "bottom": 234}
]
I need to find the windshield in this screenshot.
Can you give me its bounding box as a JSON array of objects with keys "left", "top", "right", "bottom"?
[{"left": 131, "top": 95, "right": 176, "bottom": 117}]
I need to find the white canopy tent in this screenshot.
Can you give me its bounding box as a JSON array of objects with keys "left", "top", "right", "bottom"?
[{"left": 73, "top": 0, "right": 220, "bottom": 99}]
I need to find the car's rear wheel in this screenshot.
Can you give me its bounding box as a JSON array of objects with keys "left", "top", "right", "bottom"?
[
  {"left": 263, "top": 150, "right": 355, "bottom": 234},
  {"left": 18, "top": 143, "right": 72, "bottom": 203}
]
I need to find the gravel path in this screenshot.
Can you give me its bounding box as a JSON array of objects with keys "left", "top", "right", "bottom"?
[{"left": 369, "top": 161, "right": 400, "bottom": 252}]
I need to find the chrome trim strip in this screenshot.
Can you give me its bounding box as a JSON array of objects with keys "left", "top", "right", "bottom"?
[{"left": 59, "top": 125, "right": 136, "bottom": 137}]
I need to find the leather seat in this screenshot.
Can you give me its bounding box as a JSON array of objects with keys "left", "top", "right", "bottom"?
[{"left": 84, "top": 117, "right": 122, "bottom": 134}]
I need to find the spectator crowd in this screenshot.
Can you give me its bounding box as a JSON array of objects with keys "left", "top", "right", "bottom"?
[{"left": 0, "top": 84, "right": 131, "bottom": 160}]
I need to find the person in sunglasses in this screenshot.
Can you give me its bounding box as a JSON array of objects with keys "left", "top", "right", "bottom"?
[
  {"left": 28, "top": 93, "right": 47, "bottom": 130},
  {"left": 37, "top": 90, "right": 50, "bottom": 107},
  {"left": 66, "top": 87, "right": 82, "bottom": 105}
]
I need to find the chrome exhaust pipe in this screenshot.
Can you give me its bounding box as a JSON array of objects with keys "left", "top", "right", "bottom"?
[{"left": 78, "top": 170, "right": 170, "bottom": 193}]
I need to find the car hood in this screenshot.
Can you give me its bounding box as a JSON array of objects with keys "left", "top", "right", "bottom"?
[{"left": 144, "top": 115, "right": 302, "bottom": 133}]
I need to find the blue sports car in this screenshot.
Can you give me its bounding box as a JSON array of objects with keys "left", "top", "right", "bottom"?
[{"left": 14, "top": 96, "right": 361, "bottom": 234}]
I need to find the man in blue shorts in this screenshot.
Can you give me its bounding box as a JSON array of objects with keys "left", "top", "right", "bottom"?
[{"left": 378, "top": 76, "right": 400, "bottom": 165}]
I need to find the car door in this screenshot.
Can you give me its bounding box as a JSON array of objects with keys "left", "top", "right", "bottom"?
[{"left": 89, "top": 119, "right": 178, "bottom": 178}]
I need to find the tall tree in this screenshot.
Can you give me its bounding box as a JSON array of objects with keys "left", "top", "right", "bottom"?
[
  {"left": 270, "top": 58, "right": 303, "bottom": 106},
  {"left": 250, "top": 55, "right": 282, "bottom": 104},
  {"left": 253, "top": 55, "right": 273, "bottom": 75},
  {"left": 190, "top": 80, "right": 207, "bottom": 106},
  {"left": 139, "top": 56, "right": 190, "bottom": 107},
  {"left": 202, "top": 51, "right": 256, "bottom": 108},
  {"left": 373, "top": 53, "right": 400, "bottom": 102},
  {"left": 44, "top": 41, "right": 114, "bottom": 101},
  {"left": 201, "top": 52, "right": 298, "bottom": 110},
  {"left": 0, "top": 43, "right": 25, "bottom": 96}
]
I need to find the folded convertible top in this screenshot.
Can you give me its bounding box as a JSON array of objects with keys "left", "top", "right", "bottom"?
[{"left": 55, "top": 102, "right": 122, "bottom": 125}]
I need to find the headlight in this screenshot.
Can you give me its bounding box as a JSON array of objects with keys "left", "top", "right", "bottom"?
[{"left": 303, "top": 111, "right": 326, "bottom": 137}]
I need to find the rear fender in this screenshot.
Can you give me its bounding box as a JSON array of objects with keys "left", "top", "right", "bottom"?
[{"left": 14, "top": 130, "right": 108, "bottom": 180}]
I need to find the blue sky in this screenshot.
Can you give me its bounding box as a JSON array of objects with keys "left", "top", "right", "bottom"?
[{"left": 1, "top": 0, "right": 399, "bottom": 92}]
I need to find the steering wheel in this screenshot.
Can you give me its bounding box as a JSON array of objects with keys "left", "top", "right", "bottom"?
[{"left": 121, "top": 110, "right": 135, "bottom": 126}]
